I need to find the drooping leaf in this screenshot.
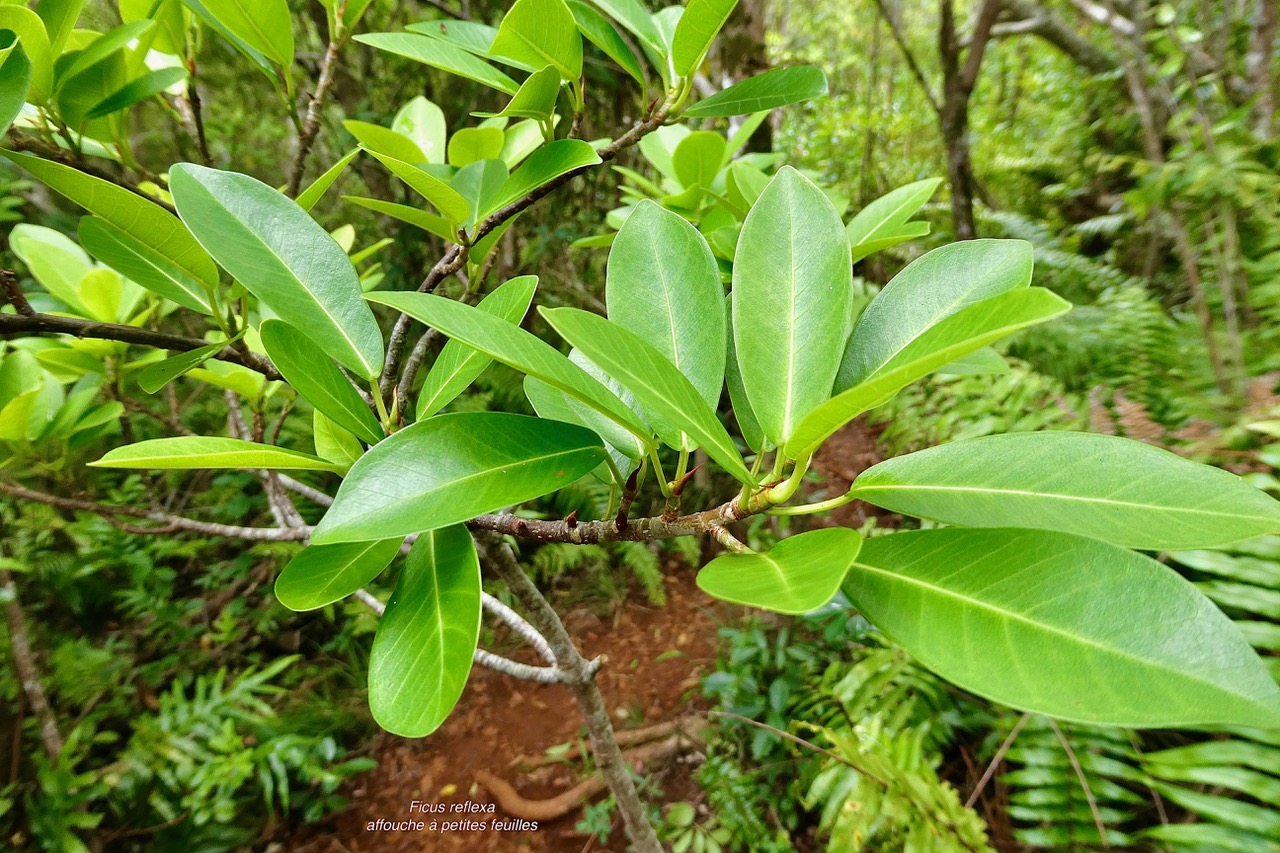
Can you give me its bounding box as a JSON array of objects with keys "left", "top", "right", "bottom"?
[
  {"left": 605, "top": 200, "right": 725, "bottom": 433},
  {"left": 845, "top": 528, "right": 1280, "bottom": 729},
  {"left": 363, "top": 148, "right": 471, "bottom": 225},
  {"left": 485, "top": 138, "right": 601, "bottom": 219},
  {"left": 671, "top": 0, "right": 738, "bottom": 77},
  {"left": 275, "top": 538, "right": 402, "bottom": 611},
  {"left": 846, "top": 178, "right": 941, "bottom": 264},
  {"left": 91, "top": 436, "right": 346, "bottom": 471},
  {"left": 491, "top": 0, "right": 583, "bottom": 81},
  {"left": 355, "top": 32, "right": 518, "bottom": 93},
  {"left": 566, "top": 0, "right": 645, "bottom": 85},
  {"left": 77, "top": 216, "right": 210, "bottom": 313},
  {"left": 785, "top": 287, "right": 1071, "bottom": 457},
  {"left": 366, "top": 291, "right": 652, "bottom": 442},
  {"left": 0, "top": 150, "right": 219, "bottom": 300},
  {"left": 136, "top": 336, "right": 241, "bottom": 394},
  {"left": 84, "top": 66, "right": 187, "bottom": 119},
  {"left": 416, "top": 276, "right": 537, "bottom": 420},
  {"left": 684, "top": 66, "right": 828, "bottom": 117},
  {"left": 260, "top": 320, "right": 383, "bottom": 446},
  {"left": 732, "top": 166, "right": 851, "bottom": 449},
  {"left": 541, "top": 307, "right": 753, "bottom": 484},
  {"left": 698, "top": 527, "right": 860, "bottom": 614},
  {"left": 368, "top": 525, "right": 480, "bottom": 737},
  {"left": 310, "top": 412, "right": 606, "bottom": 544},
  {"left": 169, "top": 163, "right": 385, "bottom": 378},
  {"left": 473, "top": 64, "right": 561, "bottom": 122},
  {"left": 851, "top": 432, "right": 1280, "bottom": 550}
]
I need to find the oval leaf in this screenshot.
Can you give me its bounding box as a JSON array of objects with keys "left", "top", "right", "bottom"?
[
  {"left": 355, "top": 32, "right": 518, "bottom": 93},
  {"left": 491, "top": 0, "right": 583, "bottom": 81},
  {"left": 275, "top": 538, "right": 402, "bottom": 611},
  {"left": 846, "top": 178, "right": 941, "bottom": 264},
  {"left": 845, "top": 528, "right": 1280, "bottom": 729},
  {"left": 310, "top": 412, "right": 606, "bottom": 544},
  {"left": 671, "top": 0, "right": 738, "bottom": 77},
  {"left": 91, "top": 436, "right": 345, "bottom": 471},
  {"left": 485, "top": 139, "right": 601, "bottom": 220},
  {"left": 684, "top": 65, "right": 828, "bottom": 117},
  {"left": 697, "top": 527, "right": 861, "bottom": 614}
]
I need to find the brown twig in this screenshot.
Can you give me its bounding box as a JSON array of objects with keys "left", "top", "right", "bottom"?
[
  {"left": 287, "top": 26, "right": 344, "bottom": 197},
  {"left": 0, "top": 570, "right": 63, "bottom": 761}
]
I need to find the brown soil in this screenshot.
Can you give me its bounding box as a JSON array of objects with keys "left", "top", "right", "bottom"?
[{"left": 292, "top": 569, "right": 729, "bottom": 853}]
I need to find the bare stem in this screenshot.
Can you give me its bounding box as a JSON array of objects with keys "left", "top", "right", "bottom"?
[{"left": 0, "top": 571, "right": 63, "bottom": 761}]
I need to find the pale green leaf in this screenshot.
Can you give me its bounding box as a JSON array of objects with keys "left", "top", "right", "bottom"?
[
  {"left": 485, "top": 138, "right": 601, "bottom": 220},
  {"left": 363, "top": 148, "right": 471, "bottom": 225},
  {"left": 684, "top": 66, "right": 827, "bottom": 117},
  {"left": 671, "top": 0, "right": 738, "bottom": 76},
  {"left": 355, "top": 32, "right": 518, "bottom": 94},
  {"left": 698, "top": 527, "right": 861, "bottom": 614},
  {"left": 275, "top": 539, "right": 402, "bottom": 611},
  {"left": 491, "top": 0, "right": 583, "bottom": 81},
  {"left": 91, "top": 436, "right": 346, "bottom": 471}
]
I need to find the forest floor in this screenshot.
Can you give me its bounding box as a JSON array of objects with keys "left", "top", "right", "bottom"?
[{"left": 291, "top": 420, "right": 886, "bottom": 853}]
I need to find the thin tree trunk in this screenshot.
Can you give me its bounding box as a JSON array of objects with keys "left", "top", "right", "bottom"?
[{"left": 0, "top": 571, "right": 62, "bottom": 762}]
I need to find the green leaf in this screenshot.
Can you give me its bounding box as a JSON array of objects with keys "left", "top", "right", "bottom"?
[
  {"left": 725, "top": 302, "right": 768, "bottom": 453},
  {"left": 136, "top": 337, "right": 240, "bottom": 394},
  {"left": 672, "top": 130, "right": 726, "bottom": 188},
  {"left": 363, "top": 148, "right": 471, "bottom": 225},
  {"left": 84, "top": 66, "right": 187, "bottom": 120},
  {"left": 342, "top": 120, "right": 426, "bottom": 163},
  {"left": 0, "top": 6, "right": 52, "bottom": 102},
  {"left": 473, "top": 64, "right": 561, "bottom": 121},
  {"left": 485, "top": 139, "right": 601, "bottom": 220},
  {"left": 169, "top": 163, "right": 385, "bottom": 378},
  {"left": 851, "top": 432, "right": 1280, "bottom": 550},
  {"left": 492, "top": 0, "right": 583, "bottom": 81},
  {"left": 0, "top": 39, "right": 31, "bottom": 136},
  {"left": 0, "top": 150, "right": 219, "bottom": 298},
  {"left": 391, "top": 96, "right": 447, "bottom": 165},
  {"left": 447, "top": 126, "right": 505, "bottom": 168},
  {"left": 697, "top": 527, "right": 860, "bottom": 614},
  {"left": 55, "top": 21, "right": 154, "bottom": 93},
  {"left": 342, "top": 196, "right": 454, "bottom": 241},
  {"left": 566, "top": 0, "right": 645, "bottom": 85},
  {"left": 313, "top": 410, "right": 362, "bottom": 469},
  {"left": 451, "top": 159, "right": 509, "bottom": 229},
  {"left": 296, "top": 149, "right": 359, "bottom": 212},
  {"left": 846, "top": 178, "right": 940, "bottom": 264},
  {"left": 838, "top": 239, "right": 1033, "bottom": 392},
  {"left": 541, "top": 307, "right": 753, "bottom": 484},
  {"left": 671, "top": 0, "right": 738, "bottom": 77},
  {"left": 785, "top": 287, "right": 1071, "bottom": 457},
  {"left": 406, "top": 20, "right": 506, "bottom": 61},
  {"left": 275, "top": 539, "right": 402, "bottom": 611},
  {"left": 416, "top": 276, "right": 537, "bottom": 420},
  {"left": 366, "top": 291, "right": 652, "bottom": 442},
  {"left": 310, "top": 412, "right": 606, "bottom": 544},
  {"left": 604, "top": 200, "right": 725, "bottom": 432},
  {"left": 937, "top": 345, "right": 1008, "bottom": 376},
  {"left": 9, "top": 223, "right": 93, "bottom": 314},
  {"left": 196, "top": 0, "right": 293, "bottom": 69},
  {"left": 684, "top": 66, "right": 827, "bottom": 117},
  {"left": 732, "top": 166, "right": 851, "bottom": 448},
  {"left": 77, "top": 216, "right": 211, "bottom": 314},
  {"left": 91, "top": 436, "right": 346, "bottom": 471},
  {"left": 260, "top": 320, "right": 384, "bottom": 446},
  {"left": 35, "top": 0, "right": 83, "bottom": 58},
  {"left": 355, "top": 32, "right": 518, "bottom": 94},
  {"left": 369, "top": 525, "right": 480, "bottom": 737},
  {"left": 845, "top": 528, "right": 1280, "bottom": 729},
  {"left": 587, "top": 0, "right": 665, "bottom": 57},
  {"left": 121, "top": 0, "right": 182, "bottom": 54}
]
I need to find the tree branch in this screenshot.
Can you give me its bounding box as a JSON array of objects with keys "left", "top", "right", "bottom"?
[
  {"left": 1000, "top": 0, "right": 1116, "bottom": 74},
  {"left": 466, "top": 493, "right": 752, "bottom": 545},
  {"left": 287, "top": 27, "right": 344, "bottom": 197},
  {"left": 871, "top": 0, "right": 942, "bottom": 114},
  {"left": 483, "top": 591, "right": 555, "bottom": 664},
  {"left": 0, "top": 571, "right": 63, "bottom": 761}
]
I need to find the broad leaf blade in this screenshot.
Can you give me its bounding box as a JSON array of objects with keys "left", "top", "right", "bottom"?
[
  {"left": 275, "top": 539, "right": 402, "bottom": 611},
  {"left": 697, "top": 527, "right": 860, "bottom": 614},
  {"left": 310, "top": 412, "right": 606, "bottom": 544},
  {"left": 485, "top": 139, "right": 601, "bottom": 220},
  {"left": 198, "top": 0, "right": 293, "bottom": 68},
  {"left": 355, "top": 32, "right": 518, "bottom": 93},
  {"left": 491, "top": 0, "right": 583, "bottom": 81},
  {"left": 684, "top": 66, "right": 827, "bottom": 117},
  {"left": 845, "top": 528, "right": 1280, "bottom": 729},
  {"left": 169, "top": 164, "right": 385, "bottom": 378},
  {"left": 733, "top": 166, "right": 851, "bottom": 448},
  {"left": 846, "top": 178, "right": 941, "bottom": 264},
  {"left": 91, "top": 436, "right": 345, "bottom": 471},
  {"left": 671, "top": 0, "right": 738, "bottom": 77},
  {"left": 78, "top": 216, "right": 211, "bottom": 313},
  {"left": 369, "top": 525, "right": 480, "bottom": 737},
  {"left": 851, "top": 432, "right": 1280, "bottom": 550}
]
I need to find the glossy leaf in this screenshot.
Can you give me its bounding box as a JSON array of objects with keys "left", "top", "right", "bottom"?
[
  {"left": 363, "top": 148, "right": 470, "bottom": 225},
  {"left": 845, "top": 528, "right": 1280, "bottom": 728},
  {"left": 684, "top": 66, "right": 828, "bottom": 117},
  {"left": 0, "top": 39, "right": 30, "bottom": 136},
  {"left": 169, "top": 163, "right": 385, "bottom": 378},
  {"left": 275, "top": 538, "right": 402, "bottom": 611},
  {"left": 846, "top": 178, "right": 940, "bottom": 264},
  {"left": 491, "top": 0, "right": 582, "bottom": 81},
  {"left": 698, "top": 527, "right": 861, "bottom": 614},
  {"left": 260, "top": 320, "right": 383, "bottom": 446},
  {"left": 297, "top": 149, "right": 360, "bottom": 212},
  {"left": 54, "top": 21, "right": 153, "bottom": 92},
  {"left": 671, "top": 0, "right": 738, "bottom": 76},
  {"left": 486, "top": 139, "right": 601, "bottom": 219},
  {"left": 369, "top": 525, "right": 480, "bottom": 737},
  {"left": 1, "top": 150, "right": 219, "bottom": 298},
  {"left": 136, "top": 337, "right": 240, "bottom": 394},
  {"left": 851, "top": 431, "right": 1280, "bottom": 550},
  {"left": 786, "top": 287, "right": 1071, "bottom": 456},
  {"left": 0, "top": 6, "right": 51, "bottom": 101},
  {"left": 366, "top": 291, "right": 652, "bottom": 441},
  {"left": 416, "top": 276, "right": 537, "bottom": 420},
  {"left": 838, "top": 239, "right": 1033, "bottom": 392},
  {"left": 447, "top": 126, "right": 505, "bottom": 168},
  {"left": 451, "top": 159, "right": 508, "bottom": 229},
  {"left": 91, "top": 436, "right": 346, "bottom": 472},
  {"left": 586, "top": 0, "right": 664, "bottom": 57},
  {"left": 672, "top": 130, "right": 726, "bottom": 188},
  {"left": 542, "top": 307, "right": 753, "bottom": 484},
  {"left": 198, "top": 0, "right": 293, "bottom": 69},
  {"left": 84, "top": 66, "right": 187, "bottom": 119},
  {"left": 392, "top": 96, "right": 447, "bottom": 164},
  {"left": 77, "top": 217, "right": 208, "bottom": 313},
  {"left": 343, "top": 120, "right": 426, "bottom": 163},
  {"left": 473, "top": 64, "right": 561, "bottom": 121},
  {"left": 566, "top": 0, "right": 645, "bottom": 84},
  {"left": 604, "top": 200, "right": 725, "bottom": 435},
  {"left": 35, "top": 0, "right": 82, "bottom": 58},
  {"left": 310, "top": 412, "right": 606, "bottom": 544},
  {"left": 313, "top": 410, "right": 362, "bottom": 469},
  {"left": 355, "top": 33, "right": 518, "bottom": 93},
  {"left": 733, "top": 166, "right": 851, "bottom": 448}
]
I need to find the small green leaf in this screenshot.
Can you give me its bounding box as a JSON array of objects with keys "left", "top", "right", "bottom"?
[
  {"left": 310, "top": 412, "right": 606, "bottom": 544},
  {"left": 491, "top": 0, "right": 583, "bottom": 81},
  {"left": 697, "top": 527, "right": 861, "bottom": 614},
  {"left": 369, "top": 525, "right": 480, "bottom": 737},
  {"left": 314, "top": 410, "right": 362, "bottom": 469},
  {"left": 343, "top": 196, "right": 454, "bottom": 241},
  {"left": 485, "top": 139, "right": 601, "bottom": 220},
  {"left": 672, "top": 130, "right": 726, "bottom": 188},
  {"left": 451, "top": 159, "right": 509, "bottom": 229},
  {"left": 586, "top": 0, "right": 665, "bottom": 57},
  {"left": 169, "top": 163, "right": 385, "bottom": 378},
  {"left": 363, "top": 148, "right": 471, "bottom": 225},
  {"left": 846, "top": 178, "right": 940, "bottom": 264},
  {"left": 275, "top": 539, "right": 402, "bottom": 611},
  {"left": 260, "top": 320, "right": 384, "bottom": 446},
  {"left": 91, "top": 436, "right": 346, "bottom": 471},
  {"left": 684, "top": 66, "right": 827, "bottom": 117},
  {"left": 392, "top": 96, "right": 447, "bottom": 164},
  {"left": 194, "top": 0, "right": 293, "bottom": 69},
  {"left": 84, "top": 66, "right": 187, "bottom": 120},
  {"left": 671, "top": 0, "right": 738, "bottom": 77},
  {"left": 447, "top": 126, "right": 505, "bottom": 168},
  {"left": 852, "top": 432, "right": 1280, "bottom": 550},
  {"left": 845, "top": 528, "right": 1280, "bottom": 729},
  {"left": 416, "top": 276, "right": 537, "bottom": 420},
  {"left": 566, "top": 0, "right": 645, "bottom": 85},
  {"left": 297, "top": 149, "right": 359, "bottom": 212},
  {"left": 355, "top": 32, "right": 519, "bottom": 94},
  {"left": 733, "top": 166, "right": 851, "bottom": 448},
  {"left": 343, "top": 120, "right": 427, "bottom": 163},
  {"left": 0, "top": 41, "right": 31, "bottom": 137},
  {"left": 473, "top": 64, "right": 561, "bottom": 121},
  {"left": 54, "top": 21, "right": 154, "bottom": 93},
  {"left": 136, "top": 337, "right": 240, "bottom": 394}
]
